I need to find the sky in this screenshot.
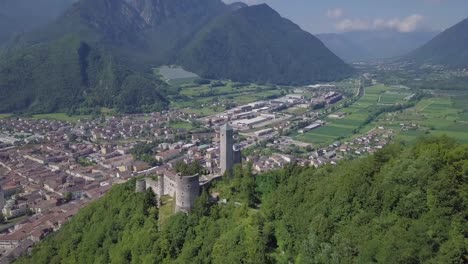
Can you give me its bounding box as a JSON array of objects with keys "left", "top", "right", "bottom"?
[{"left": 223, "top": 0, "right": 468, "bottom": 34}]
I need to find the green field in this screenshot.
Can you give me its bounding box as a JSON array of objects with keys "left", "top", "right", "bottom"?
[
  {"left": 159, "top": 195, "right": 175, "bottom": 226},
  {"left": 168, "top": 121, "right": 195, "bottom": 130},
  {"left": 32, "top": 113, "right": 91, "bottom": 123},
  {"left": 0, "top": 114, "right": 12, "bottom": 119},
  {"left": 296, "top": 85, "right": 399, "bottom": 145},
  {"left": 170, "top": 80, "right": 283, "bottom": 116},
  {"left": 384, "top": 96, "right": 468, "bottom": 143},
  {"left": 155, "top": 66, "right": 198, "bottom": 80}
]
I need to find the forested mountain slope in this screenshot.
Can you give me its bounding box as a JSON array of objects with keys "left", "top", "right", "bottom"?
[
  {"left": 0, "top": 0, "right": 353, "bottom": 114},
  {"left": 407, "top": 18, "right": 468, "bottom": 67},
  {"left": 178, "top": 4, "right": 353, "bottom": 85},
  {"left": 16, "top": 137, "right": 467, "bottom": 264}
]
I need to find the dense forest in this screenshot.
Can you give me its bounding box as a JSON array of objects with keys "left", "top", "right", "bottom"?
[
  {"left": 0, "top": 37, "right": 169, "bottom": 114},
  {"left": 16, "top": 137, "right": 467, "bottom": 263},
  {"left": 178, "top": 4, "right": 353, "bottom": 85}
]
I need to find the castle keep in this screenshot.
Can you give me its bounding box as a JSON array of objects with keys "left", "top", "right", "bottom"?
[{"left": 138, "top": 123, "right": 241, "bottom": 213}]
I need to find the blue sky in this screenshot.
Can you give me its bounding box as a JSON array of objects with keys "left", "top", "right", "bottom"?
[{"left": 224, "top": 0, "right": 468, "bottom": 34}]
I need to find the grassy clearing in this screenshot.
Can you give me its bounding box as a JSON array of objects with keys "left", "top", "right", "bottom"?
[
  {"left": 285, "top": 107, "right": 308, "bottom": 115},
  {"left": 0, "top": 114, "right": 12, "bottom": 119},
  {"left": 156, "top": 66, "right": 198, "bottom": 80},
  {"left": 168, "top": 121, "right": 195, "bottom": 130},
  {"left": 159, "top": 196, "right": 175, "bottom": 226},
  {"left": 31, "top": 113, "right": 91, "bottom": 123}
]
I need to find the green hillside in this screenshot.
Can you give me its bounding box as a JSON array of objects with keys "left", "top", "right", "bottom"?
[
  {"left": 0, "top": 0, "right": 353, "bottom": 114},
  {"left": 16, "top": 137, "right": 467, "bottom": 264},
  {"left": 179, "top": 4, "right": 354, "bottom": 85},
  {"left": 0, "top": 35, "right": 168, "bottom": 114},
  {"left": 408, "top": 18, "right": 468, "bottom": 67}
]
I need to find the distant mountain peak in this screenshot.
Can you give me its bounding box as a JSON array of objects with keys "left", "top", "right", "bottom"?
[
  {"left": 407, "top": 17, "right": 468, "bottom": 67},
  {"left": 228, "top": 2, "right": 247, "bottom": 11}
]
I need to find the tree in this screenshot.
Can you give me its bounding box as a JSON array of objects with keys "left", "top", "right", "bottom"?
[
  {"left": 63, "top": 192, "right": 72, "bottom": 202},
  {"left": 0, "top": 213, "right": 6, "bottom": 224}
]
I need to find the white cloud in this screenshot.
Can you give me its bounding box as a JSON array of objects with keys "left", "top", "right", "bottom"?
[
  {"left": 336, "top": 14, "right": 426, "bottom": 32},
  {"left": 327, "top": 8, "right": 344, "bottom": 19},
  {"left": 336, "top": 19, "right": 371, "bottom": 31},
  {"left": 373, "top": 14, "right": 425, "bottom": 32}
]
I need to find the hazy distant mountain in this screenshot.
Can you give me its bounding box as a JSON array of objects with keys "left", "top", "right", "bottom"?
[
  {"left": 0, "top": 0, "right": 353, "bottom": 114},
  {"left": 317, "top": 30, "right": 438, "bottom": 61},
  {"left": 0, "top": 0, "right": 76, "bottom": 45},
  {"left": 407, "top": 18, "right": 468, "bottom": 68}
]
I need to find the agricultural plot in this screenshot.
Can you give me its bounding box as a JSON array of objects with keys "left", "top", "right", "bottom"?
[
  {"left": 31, "top": 113, "right": 91, "bottom": 123},
  {"left": 0, "top": 114, "right": 12, "bottom": 119},
  {"left": 295, "top": 84, "right": 414, "bottom": 145},
  {"left": 170, "top": 80, "right": 283, "bottom": 116},
  {"left": 168, "top": 121, "right": 195, "bottom": 130},
  {"left": 379, "top": 93, "right": 408, "bottom": 104},
  {"left": 378, "top": 96, "right": 468, "bottom": 143}
]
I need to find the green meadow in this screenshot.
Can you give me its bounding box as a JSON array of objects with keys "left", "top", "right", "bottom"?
[{"left": 296, "top": 84, "right": 401, "bottom": 145}]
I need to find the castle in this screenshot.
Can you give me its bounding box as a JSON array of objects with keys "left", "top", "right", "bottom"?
[{"left": 136, "top": 123, "right": 240, "bottom": 213}]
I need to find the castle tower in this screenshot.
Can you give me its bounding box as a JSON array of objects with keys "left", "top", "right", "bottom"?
[
  {"left": 175, "top": 174, "right": 200, "bottom": 213},
  {"left": 220, "top": 123, "right": 234, "bottom": 174},
  {"left": 135, "top": 179, "right": 147, "bottom": 193},
  {"left": 158, "top": 174, "right": 165, "bottom": 197}
]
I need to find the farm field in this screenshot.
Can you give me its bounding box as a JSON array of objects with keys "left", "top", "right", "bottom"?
[
  {"left": 167, "top": 121, "right": 195, "bottom": 130},
  {"left": 31, "top": 113, "right": 91, "bottom": 123},
  {"left": 379, "top": 96, "right": 468, "bottom": 143},
  {"left": 169, "top": 80, "right": 284, "bottom": 117},
  {"left": 296, "top": 84, "right": 408, "bottom": 145}
]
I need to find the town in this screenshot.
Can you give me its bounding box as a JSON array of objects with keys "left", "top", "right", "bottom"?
[{"left": 0, "top": 87, "right": 394, "bottom": 263}]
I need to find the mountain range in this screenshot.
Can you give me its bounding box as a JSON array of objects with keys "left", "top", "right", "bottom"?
[
  {"left": 0, "top": 0, "right": 353, "bottom": 114},
  {"left": 0, "top": 0, "right": 77, "bottom": 46},
  {"left": 317, "top": 30, "right": 439, "bottom": 62},
  {"left": 407, "top": 18, "right": 468, "bottom": 68}
]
